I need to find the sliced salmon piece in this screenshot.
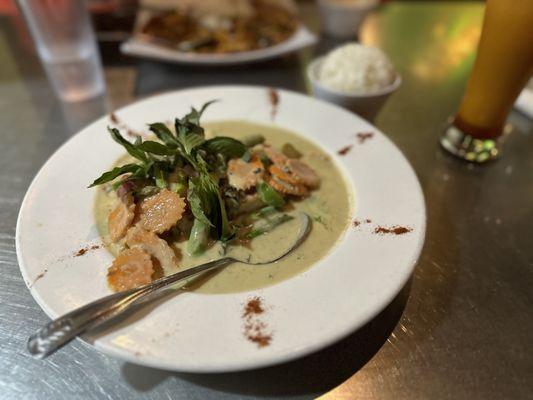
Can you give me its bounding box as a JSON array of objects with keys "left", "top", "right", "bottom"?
[
  {"left": 284, "top": 159, "right": 320, "bottom": 189},
  {"left": 227, "top": 156, "right": 265, "bottom": 191},
  {"left": 108, "top": 193, "right": 135, "bottom": 242},
  {"left": 137, "top": 189, "right": 186, "bottom": 234},
  {"left": 125, "top": 226, "right": 178, "bottom": 275},
  {"left": 107, "top": 247, "right": 154, "bottom": 292},
  {"left": 268, "top": 175, "right": 308, "bottom": 196}
]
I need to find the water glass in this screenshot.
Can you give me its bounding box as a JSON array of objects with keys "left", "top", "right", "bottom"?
[{"left": 18, "top": 0, "right": 106, "bottom": 102}]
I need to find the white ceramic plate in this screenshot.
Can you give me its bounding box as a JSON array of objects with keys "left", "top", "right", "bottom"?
[
  {"left": 121, "top": 26, "right": 317, "bottom": 66},
  {"left": 16, "top": 86, "right": 425, "bottom": 373}
]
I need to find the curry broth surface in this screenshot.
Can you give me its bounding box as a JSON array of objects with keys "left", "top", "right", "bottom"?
[{"left": 95, "top": 120, "right": 352, "bottom": 294}]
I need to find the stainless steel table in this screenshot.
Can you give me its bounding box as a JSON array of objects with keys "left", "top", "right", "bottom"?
[{"left": 1, "top": 2, "right": 531, "bottom": 399}]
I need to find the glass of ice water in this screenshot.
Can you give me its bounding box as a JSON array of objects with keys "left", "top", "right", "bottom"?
[{"left": 18, "top": 0, "right": 106, "bottom": 102}]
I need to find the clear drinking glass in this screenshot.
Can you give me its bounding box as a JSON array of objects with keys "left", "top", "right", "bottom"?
[
  {"left": 440, "top": 0, "right": 533, "bottom": 163},
  {"left": 18, "top": 0, "right": 106, "bottom": 102}
]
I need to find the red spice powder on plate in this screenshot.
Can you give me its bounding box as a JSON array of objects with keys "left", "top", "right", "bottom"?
[
  {"left": 268, "top": 88, "right": 279, "bottom": 119},
  {"left": 374, "top": 225, "right": 412, "bottom": 235},
  {"left": 242, "top": 297, "right": 272, "bottom": 347},
  {"left": 244, "top": 321, "right": 272, "bottom": 348},
  {"left": 337, "top": 145, "right": 353, "bottom": 156},
  {"left": 243, "top": 296, "right": 264, "bottom": 317},
  {"left": 74, "top": 244, "right": 100, "bottom": 257},
  {"left": 356, "top": 132, "right": 374, "bottom": 144}
]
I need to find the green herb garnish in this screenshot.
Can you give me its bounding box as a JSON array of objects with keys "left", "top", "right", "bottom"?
[{"left": 89, "top": 101, "right": 244, "bottom": 244}]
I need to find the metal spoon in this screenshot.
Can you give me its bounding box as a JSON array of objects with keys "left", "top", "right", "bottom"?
[{"left": 28, "top": 213, "right": 310, "bottom": 359}]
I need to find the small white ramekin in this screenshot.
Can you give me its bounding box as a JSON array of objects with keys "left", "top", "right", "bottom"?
[
  {"left": 307, "top": 56, "right": 402, "bottom": 121},
  {"left": 316, "top": 0, "right": 379, "bottom": 39}
]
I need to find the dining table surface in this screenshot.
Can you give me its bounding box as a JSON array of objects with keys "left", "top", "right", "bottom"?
[{"left": 1, "top": 1, "right": 532, "bottom": 399}]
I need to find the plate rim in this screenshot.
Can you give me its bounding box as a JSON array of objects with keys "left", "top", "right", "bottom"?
[{"left": 16, "top": 85, "right": 426, "bottom": 372}]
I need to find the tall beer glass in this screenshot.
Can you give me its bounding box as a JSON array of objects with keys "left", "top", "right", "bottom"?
[{"left": 440, "top": 0, "right": 533, "bottom": 163}]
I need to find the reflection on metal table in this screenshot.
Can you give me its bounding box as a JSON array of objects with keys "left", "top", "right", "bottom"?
[{"left": 0, "top": 1, "right": 531, "bottom": 399}]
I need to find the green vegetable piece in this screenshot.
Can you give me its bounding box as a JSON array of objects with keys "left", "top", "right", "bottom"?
[
  {"left": 153, "top": 164, "right": 167, "bottom": 189},
  {"left": 257, "top": 182, "right": 285, "bottom": 208},
  {"left": 246, "top": 213, "right": 293, "bottom": 239},
  {"left": 88, "top": 163, "right": 140, "bottom": 187},
  {"left": 137, "top": 186, "right": 160, "bottom": 197},
  {"left": 281, "top": 143, "right": 302, "bottom": 159},
  {"left": 241, "top": 134, "right": 265, "bottom": 147},
  {"left": 187, "top": 218, "right": 210, "bottom": 256},
  {"left": 241, "top": 150, "right": 251, "bottom": 162},
  {"left": 250, "top": 205, "right": 277, "bottom": 221},
  {"left": 170, "top": 181, "right": 186, "bottom": 196}
]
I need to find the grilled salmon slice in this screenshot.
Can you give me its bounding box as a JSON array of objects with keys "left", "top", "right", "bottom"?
[
  {"left": 137, "top": 189, "right": 186, "bottom": 234},
  {"left": 108, "top": 193, "right": 135, "bottom": 242},
  {"left": 227, "top": 156, "right": 265, "bottom": 191},
  {"left": 107, "top": 247, "right": 154, "bottom": 292},
  {"left": 125, "top": 226, "right": 179, "bottom": 275}
]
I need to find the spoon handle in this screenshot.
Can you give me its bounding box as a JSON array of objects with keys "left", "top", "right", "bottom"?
[{"left": 27, "top": 257, "right": 234, "bottom": 359}]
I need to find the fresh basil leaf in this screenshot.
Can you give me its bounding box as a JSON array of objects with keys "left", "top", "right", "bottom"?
[
  {"left": 257, "top": 182, "right": 285, "bottom": 208},
  {"left": 186, "top": 100, "right": 218, "bottom": 125},
  {"left": 109, "top": 128, "right": 148, "bottom": 163},
  {"left": 88, "top": 163, "right": 140, "bottom": 187},
  {"left": 202, "top": 136, "right": 247, "bottom": 159},
  {"left": 216, "top": 189, "right": 233, "bottom": 241},
  {"left": 174, "top": 100, "right": 217, "bottom": 138},
  {"left": 175, "top": 118, "right": 203, "bottom": 138},
  {"left": 148, "top": 123, "right": 178, "bottom": 147},
  {"left": 187, "top": 179, "right": 214, "bottom": 227},
  {"left": 178, "top": 130, "right": 205, "bottom": 155},
  {"left": 137, "top": 141, "right": 176, "bottom": 156},
  {"left": 190, "top": 164, "right": 233, "bottom": 241}
]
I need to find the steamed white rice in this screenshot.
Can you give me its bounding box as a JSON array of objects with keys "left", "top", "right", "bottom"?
[{"left": 318, "top": 43, "right": 396, "bottom": 94}]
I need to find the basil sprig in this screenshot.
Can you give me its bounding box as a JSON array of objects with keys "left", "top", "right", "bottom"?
[{"left": 89, "top": 101, "right": 245, "bottom": 244}]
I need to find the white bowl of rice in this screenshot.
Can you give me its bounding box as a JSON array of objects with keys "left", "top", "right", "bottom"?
[{"left": 308, "top": 43, "right": 401, "bottom": 120}]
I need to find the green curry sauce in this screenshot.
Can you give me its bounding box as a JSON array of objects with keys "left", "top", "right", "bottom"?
[{"left": 95, "top": 120, "right": 352, "bottom": 294}]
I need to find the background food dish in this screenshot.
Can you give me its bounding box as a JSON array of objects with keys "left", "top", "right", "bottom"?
[
  {"left": 121, "top": 0, "right": 316, "bottom": 65},
  {"left": 140, "top": 0, "right": 298, "bottom": 54}
]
